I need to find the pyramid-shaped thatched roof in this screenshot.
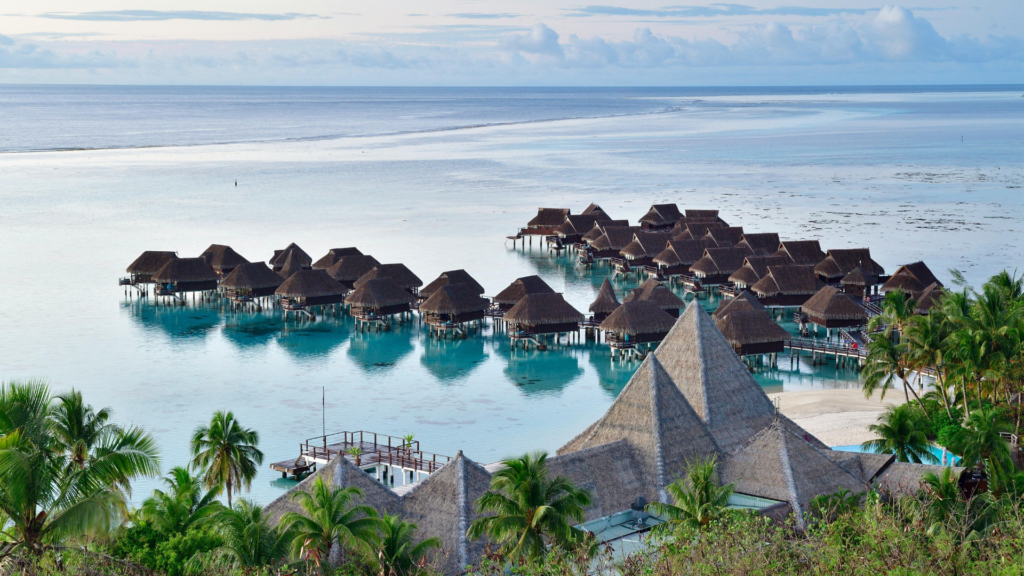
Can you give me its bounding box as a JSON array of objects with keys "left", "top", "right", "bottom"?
[
  {"left": 735, "top": 233, "right": 781, "bottom": 257},
  {"left": 201, "top": 244, "right": 249, "bottom": 272},
  {"left": 151, "top": 257, "right": 218, "bottom": 283},
  {"left": 581, "top": 203, "right": 613, "bottom": 221},
  {"left": 354, "top": 263, "right": 423, "bottom": 290},
  {"left": 599, "top": 301, "right": 677, "bottom": 335},
  {"left": 882, "top": 261, "right": 942, "bottom": 294},
  {"left": 220, "top": 262, "right": 283, "bottom": 291},
  {"left": 127, "top": 251, "right": 178, "bottom": 275},
  {"left": 503, "top": 293, "right": 583, "bottom": 326},
  {"left": 546, "top": 440, "right": 645, "bottom": 521},
  {"left": 277, "top": 251, "right": 309, "bottom": 279},
  {"left": 275, "top": 269, "right": 348, "bottom": 298},
  {"left": 589, "top": 278, "right": 621, "bottom": 314},
  {"left": 312, "top": 247, "right": 363, "bottom": 270},
  {"left": 802, "top": 286, "right": 868, "bottom": 321},
  {"left": 840, "top": 266, "right": 878, "bottom": 287},
  {"left": 420, "top": 269, "right": 485, "bottom": 299},
  {"left": 264, "top": 455, "right": 401, "bottom": 525},
  {"left": 418, "top": 283, "right": 489, "bottom": 315},
  {"left": 712, "top": 291, "right": 765, "bottom": 320},
  {"left": 270, "top": 243, "right": 312, "bottom": 268},
  {"left": 327, "top": 255, "right": 380, "bottom": 283},
  {"left": 345, "top": 278, "right": 417, "bottom": 308},
  {"left": 492, "top": 275, "right": 555, "bottom": 306}
]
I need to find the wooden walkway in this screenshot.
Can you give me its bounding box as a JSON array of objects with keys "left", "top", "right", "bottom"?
[{"left": 299, "top": 430, "right": 451, "bottom": 475}]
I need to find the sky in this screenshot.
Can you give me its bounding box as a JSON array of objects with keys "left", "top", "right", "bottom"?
[{"left": 0, "top": 1, "right": 1021, "bottom": 85}]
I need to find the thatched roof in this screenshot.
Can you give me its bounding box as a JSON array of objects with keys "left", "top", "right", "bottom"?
[
  {"left": 874, "top": 462, "right": 965, "bottom": 497},
  {"left": 581, "top": 203, "right": 614, "bottom": 222},
  {"left": 685, "top": 221, "right": 726, "bottom": 239},
  {"left": 685, "top": 209, "right": 720, "bottom": 220},
  {"left": 703, "top": 226, "right": 745, "bottom": 248},
  {"left": 151, "top": 257, "right": 217, "bottom": 283},
  {"left": 623, "top": 278, "right": 685, "bottom": 311},
  {"left": 751, "top": 266, "right": 824, "bottom": 296},
  {"left": 653, "top": 239, "right": 705, "bottom": 267},
  {"left": 715, "top": 310, "right": 791, "bottom": 346},
  {"left": 719, "top": 420, "right": 865, "bottom": 526},
  {"left": 801, "top": 286, "right": 868, "bottom": 321},
  {"left": 773, "top": 240, "right": 825, "bottom": 266},
  {"left": 219, "top": 262, "right": 283, "bottom": 291},
  {"left": 620, "top": 231, "right": 672, "bottom": 259},
  {"left": 590, "top": 226, "right": 642, "bottom": 251},
  {"left": 345, "top": 278, "right": 417, "bottom": 308},
  {"left": 275, "top": 269, "right": 349, "bottom": 298},
  {"left": 913, "top": 282, "right": 944, "bottom": 314},
  {"left": 527, "top": 208, "right": 570, "bottom": 227},
  {"left": 581, "top": 226, "right": 607, "bottom": 243},
  {"left": 638, "top": 204, "right": 682, "bottom": 227},
  {"left": 419, "top": 283, "right": 489, "bottom": 315},
  {"left": 841, "top": 266, "right": 879, "bottom": 287},
  {"left": 277, "top": 251, "right": 309, "bottom": 279},
  {"left": 420, "top": 269, "right": 485, "bottom": 298},
  {"left": 729, "top": 256, "right": 791, "bottom": 286},
  {"left": 712, "top": 291, "right": 765, "bottom": 320},
  {"left": 882, "top": 261, "right": 942, "bottom": 294},
  {"left": 264, "top": 455, "right": 401, "bottom": 525},
  {"left": 814, "top": 248, "right": 885, "bottom": 279},
  {"left": 354, "top": 264, "right": 423, "bottom": 290},
  {"left": 312, "top": 247, "right": 363, "bottom": 270},
  {"left": 690, "top": 247, "right": 751, "bottom": 276},
  {"left": 546, "top": 440, "right": 646, "bottom": 521},
  {"left": 127, "top": 251, "right": 178, "bottom": 275},
  {"left": 326, "top": 255, "right": 381, "bottom": 283},
  {"left": 270, "top": 243, "right": 312, "bottom": 268},
  {"left": 735, "top": 233, "right": 781, "bottom": 257},
  {"left": 589, "top": 278, "right": 621, "bottom": 314},
  {"left": 201, "top": 244, "right": 249, "bottom": 272},
  {"left": 599, "top": 301, "right": 677, "bottom": 335},
  {"left": 556, "top": 214, "right": 603, "bottom": 237},
  {"left": 492, "top": 275, "right": 555, "bottom": 306},
  {"left": 504, "top": 293, "right": 583, "bottom": 326}
]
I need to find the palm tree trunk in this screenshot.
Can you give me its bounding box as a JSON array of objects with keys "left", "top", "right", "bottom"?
[
  {"left": 227, "top": 477, "right": 233, "bottom": 509},
  {"left": 936, "top": 368, "right": 952, "bottom": 420},
  {"left": 902, "top": 374, "right": 931, "bottom": 420}
]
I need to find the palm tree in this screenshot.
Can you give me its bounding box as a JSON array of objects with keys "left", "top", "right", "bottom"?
[
  {"left": 280, "top": 473, "right": 382, "bottom": 566},
  {"left": 950, "top": 407, "right": 1013, "bottom": 476},
  {"left": 810, "top": 487, "right": 861, "bottom": 522},
  {"left": 921, "top": 467, "right": 998, "bottom": 540},
  {"left": 868, "top": 290, "right": 915, "bottom": 338},
  {"left": 365, "top": 514, "right": 441, "bottom": 576},
  {"left": 906, "top": 312, "right": 954, "bottom": 419},
  {"left": 190, "top": 411, "right": 263, "bottom": 508},
  {"left": 862, "top": 331, "right": 929, "bottom": 418},
  {"left": 346, "top": 446, "right": 364, "bottom": 467},
  {"left": 647, "top": 455, "right": 734, "bottom": 532},
  {"left": 140, "top": 466, "right": 223, "bottom": 536},
  {"left": 209, "top": 499, "right": 291, "bottom": 570},
  {"left": 467, "top": 452, "right": 591, "bottom": 561},
  {"left": 862, "top": 404, "right": 937, "bottom": 464},
  {"left": 50, "top": 390, "right": 116, "bottom": 469}
]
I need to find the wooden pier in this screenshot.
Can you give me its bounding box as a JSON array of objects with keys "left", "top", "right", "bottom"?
[{"left": 295, "top": 430, "right": 452, "bottom": 485}]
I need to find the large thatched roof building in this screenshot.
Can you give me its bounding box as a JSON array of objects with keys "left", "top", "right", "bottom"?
[
  {"left": 772, "top": 240, "right": 825, "bottom": 266},
  {"left": 882, "top": 261, "right": 942, "bottom": 294},
  {"left": 598, "top": 300, "right": 676, "bottom": 344},
  {"left": 588, "top": 278, "right": 620, "bottom": 322},
  {"left": 751, "top": 265, "right": 825, "bottom": 306},
  {"left": 126, "top": 251, "right": 178, "bottom": 283},
  {"left": 201, "top": 244, "right": 249, "bottom": 276},
  {"left": 492, "top": 275, "right": 555, "bottom": 310},
  {"left": 623, "top": 278, "right": 685, "bottom": 317},
  {"left": 801, "top": 286, "right": 868, "bottom": 329},
  {"left": 638, "top": 203, "right": 682, "bottom": 231},
  {"left": 714, "top": 309, "right": 791, "bottom": 356},
  {"left": 219, "top": 262, "right": 283, "bottom": 297},
  {"left": 312, "top": 247, "right": 363, "bottom": 270},
  {"left": 503, "top": 293, "right": 584, "bottom": 335},
  {"left": 151, "top": 257, "right": 218, "bottom": 293}
]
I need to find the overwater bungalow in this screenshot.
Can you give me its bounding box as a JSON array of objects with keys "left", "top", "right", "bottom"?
[
  {"left": 685, "top": 208, "right": 726, "bottom": 223},
  {"left": 553, "top": 215, "right": 602, "bottom": 246},
  {"left": 275, "top": 269, "right": 349, "bottom": 317},
  {"left": 735, "top": 233, "right": 781, "bottom": 257},
  {"left": 492, "top": 275, "right": 555, "bottom": 311},
  {"left": 715, "top": 309, "right": 792, "bottom": 358},
  {"left": 751, "top": 265, "right": 825, "bottom": 307},
  {"left": 589, "top": 226, "right": 642, "bottom": 259},
  {"left": 729, "top": 256, "right": 792, "bottom": 290},
  {"left": 671, "top": 220, "right": 725, "bottom": 241},
  {"left": 712, "top": 290, "right": 765, "bottom": 321},
  {"left": 201, "top": 244, "right": 249, "bottom": 276},
  {"left": 814, "top": 248, "right": 885, "bottom": 284},
  {"left": 801, "top": 286, "right": 868, "bottom": 331},
  {"left": 772, "top": 240, "right": 825, "bottom": 266},
  {"left": 653, "top": 239, "right": 704, "bottom": 278},
  {"left": 419, "top": 269, "right": 486, "bottom": 300},
  {"left": 312, "top": 247, "right": 363, "bottom": 270},
  {"left": 277, "top": 251, "right": 311, "bottom": 279},
  {"left": 599, "top": 300, "right": 677, "bottom": 356},
  {"left": 220, "top": 262, "right": 283, "bottom": 301},
  {"left": 326, "top": 255, "right": 381, "bottom": 289},
  {"left": 270, "top": 243, "right": 312, "bottom": 272},
  {"left": 521, "top": 208, "right": 570, "bottom": 240},
  {"left": 840, "top": 266, "right": 879, "bottom": 298},
  {"left": 913, "top": 282, "right": 944, "bottom": 314},
  {"left": 503, "top": 293, "right": 584, "bottom": 345},
  {"left": 354, "top": 264, "right": 423, "bottom": 295},
  {"left": 617, "top": 231, "right": 672, "bottom": 276},
  {"left": 418, "top": 284, "right": 489, "bottom": 336},
  {"left": 690, "top": 247, "right": 751, "bottom": 285},
  {"left": 623, "top": 278, "right": 685, "bottom": 317},
  {"left": 580, "top": 219, "right": 630, "bottom": 247},
  {"left": 588, "top": 278, "right": 621, "bottom": 323},
  {"left": 881, "top": 261, "right": 942, "bottom": 294},
  {"left": 638, "top": 204, "right": 682, "bottom": 231},
  {"left": 581, "top": 203, "right": 614, "bottom": 221},
  {"left": 702, "top": 226, "right": 745, "bottom": 248},
  {"left": 345, "top": 278, "right": 417, "bottom": 328},
  {"left": 124, "top": 251, "right": 177, "bottom": 285},
  {"left": 151, "top": 257, "right": 219, "bottom": 297}
]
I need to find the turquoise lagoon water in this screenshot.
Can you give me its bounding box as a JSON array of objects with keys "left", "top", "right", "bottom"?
[{"left": 1, "top": 86, "right": 1021, "bottom": 504}]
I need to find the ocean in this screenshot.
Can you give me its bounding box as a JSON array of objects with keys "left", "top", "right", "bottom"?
[{"left": 0, "top": 85, "right": 1021, "bottom": 504}]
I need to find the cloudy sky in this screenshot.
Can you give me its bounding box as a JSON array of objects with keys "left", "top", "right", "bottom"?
[{"left": 1, "top": 1, "right": 1021, "bottom": 85}]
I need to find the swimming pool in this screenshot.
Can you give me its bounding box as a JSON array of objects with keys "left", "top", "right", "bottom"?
[{"left": 832, "top": 444, "right": 960, "bottom": 466}]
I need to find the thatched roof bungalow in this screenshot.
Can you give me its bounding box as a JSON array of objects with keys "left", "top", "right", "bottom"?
[
  {"left": 219, "top": 262, "right": 283, "bottom": 297},
  {"left": 702, "top": 226, "right": 745, "bottom": 248},
  {"left": 275, "top": 269, "right": 349, "bottom": 306},
  {"left": 729, "top": 256, "right": 791, "bottom": 289},
  {"left": 354, "top": 264, "right": 423, "bottom": 294},
  {"left": 881, "top": 261, "right": 942, "bottom": 294},
  {"left": 419, "top": 284, "right": 489, "bottom": 326},
  {"left": 619, "top": 231, "right": 672, "bottom": 264},
  {"left": 554, "top": 215, "right": 600, "bottom": 241},
  {"left": 151, "top": 257, "right": 218, "bottom": 293},
  {"left": 840, "top": 266, "right": 879, "bottom": 297},
  {"left": 913, "top": 282, "right": 944, "bottom": 315},
  {"left": 751, "top": 265, "right": 825, "bottom": 306},
  {"left": 270, "top": 243, "right": 312, "bottom": 272},
  {"left": 653, "top": 239, "right": 704, "bottom": 276},
  {"left": 312, "top": 247, "right": 363, "bottom": 270},
  {"left": 685, "top": 209, "right": 725, "bottom": 223},
  {"left": 589, "top": 278, "right": 620, "bottom": 322},
  {"left": 814, "top": 248, "right": 885, "bottom": 283},
  {"left": 503, "top": 293, "right": 584, "bottom": 335},
  {"left": 712, "top": 290, "right": 765, "bottom": 320},
  {"left": 672, "top": 220, "right": 725, "bottom": 241},
  {"left": 126, "top": 251, "right": 178, "bottom": 283},
  {"left": 581, "top": 203, "right": 614, "bottom": 222},
  {"left": 599, "top": 300, "right": 677, "bottom": 345},
  {"left": 492, "top": 275, "right": 555, "bottom": 311},
  {"left": 277, "top": 251, "right": 310, "bottom": 279},
  {"left": 801, "top": 286, "right": 868, "bottom": 329},
  {"left": 345, "top": 278, "right": 417, "bottom": 318},
  {"left": 623, "top": 278, "right": 685, "bottom": 317},
  {"left": 201, "top": 244, "right": 249, "bottom": 276},
  {"left": 714, "top": 309, "right": 791, "bottom": 356},
  {"left": 735, "top": 233, "right": 781, "bottom": 257},
  {"left": 419, "top": 270, "right": 485, "bottom": 300},
  {"left": 326, "top": 255, "right": 381, "bottom": 288},
  {"left": 638, "top": 204, "right": 682, "bottom": 231},
  {"left": 589, "top": 226, "right": 642, "bottom": 258},
  {"left": 689, "top": 247, "right": 752, "bottom": 285},
  {"left": 772, "top": 240, "right": 825, "bottom": 266},
  {"left": 524, "top": 208, "right": 570, "bottom": 235}
]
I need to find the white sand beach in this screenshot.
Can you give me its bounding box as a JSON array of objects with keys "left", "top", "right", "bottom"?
[{"left": 776, "top": 389, "right": 906, "bottom": 447}]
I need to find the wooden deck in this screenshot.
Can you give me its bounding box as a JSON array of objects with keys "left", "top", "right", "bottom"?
[{"left": 299, "top": 430, "right": 452, "bottom": 475}]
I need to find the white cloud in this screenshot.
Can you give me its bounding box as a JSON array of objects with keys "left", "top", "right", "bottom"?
[{"left": 501, "top": 23, "right": 564, "bottom": 57}]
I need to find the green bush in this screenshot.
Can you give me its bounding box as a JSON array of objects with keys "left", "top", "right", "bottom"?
[{"left": 109, "top": 520, "right": 222, "bottom": 576}]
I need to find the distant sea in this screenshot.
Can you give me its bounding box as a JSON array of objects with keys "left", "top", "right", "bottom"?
[{"left": 0, "top": 85, "right": 1021, "bottom": 504}]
